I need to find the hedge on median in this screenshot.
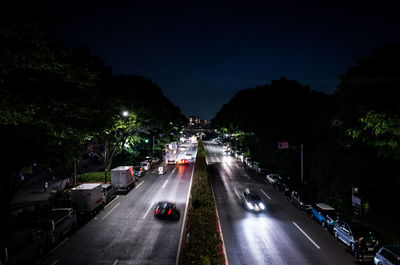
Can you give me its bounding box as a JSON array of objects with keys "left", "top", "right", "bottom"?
[{"left": 181, "top": 140, "right": 225, "bottom": 265}]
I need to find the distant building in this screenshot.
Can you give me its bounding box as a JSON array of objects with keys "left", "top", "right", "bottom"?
[{"left": 187, "top": 116, "right": 209, "bottom": 128}]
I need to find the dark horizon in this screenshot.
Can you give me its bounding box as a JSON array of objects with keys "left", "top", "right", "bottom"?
[{"left": 43, "top": 1, "right": 400, "bottom": 120}]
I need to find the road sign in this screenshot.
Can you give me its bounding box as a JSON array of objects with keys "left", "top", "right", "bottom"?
[{"left": 278, "top": 142, "right": 289, "bottom": 149}]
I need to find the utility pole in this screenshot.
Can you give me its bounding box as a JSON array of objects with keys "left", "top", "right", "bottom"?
[
  {"left": 104, "top": 140, "right": 107, "bottom": 183},
  {"left": 300, "top": 144, "right": 303, "bottom": 187},
  {"left": 152, "top": 135, "right": 155, "bottom": 157},
  {"left": 73, "top": 158, "right": 77, "bottom": 187}
]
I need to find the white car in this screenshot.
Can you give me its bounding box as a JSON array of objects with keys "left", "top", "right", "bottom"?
[
  {"left": 266, "top": 174, "right": 280, "bottom": 185},
  {"left": 140, "top": 161, "right": 150, "bottom": 171},
  {"left": 185, "top": 153, "right": 193, "bottom": 160}
]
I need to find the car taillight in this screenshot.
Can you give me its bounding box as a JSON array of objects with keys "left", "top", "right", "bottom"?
[
  {"left": 168, "top": 209, "right": 172, "bottom": 215},
  {"left": 154, "top": 209, "right": 159, "bottom": 215}
]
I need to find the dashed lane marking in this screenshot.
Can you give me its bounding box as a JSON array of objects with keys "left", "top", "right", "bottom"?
[
  {"left": 135, "top": 181, "right": 144, "bottom": 189},
  {"left": 260, "top": 189, "right": 272, "bottom": 200},
  {"left": 102, "top": 202, "right": 120, "bottom": 220},
  {"left": 233, "top": 188, "right": 241, "bottom": 200},
  {"left": 104, "top": 195, "right": 119, "bottom": 208},
  {"left": 162, "top": 180, "right": 168, "bottom": 189},
  {"left": 293, "top": 222, "right": 321, "bottom": 249},
  {"left": 143, "top": 202, "right": 155, "bottom": 219}
]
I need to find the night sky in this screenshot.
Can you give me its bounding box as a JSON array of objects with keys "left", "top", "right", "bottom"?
[{"left": 47, "top": 1, "right": 400, "bottom": 120}]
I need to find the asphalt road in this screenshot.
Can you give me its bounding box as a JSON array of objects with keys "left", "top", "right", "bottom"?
[
  {"left": 205, "top": 141, "right": 358, "bottom": 265},
  {"left": 38, "top": 143, "right": 197, "bottom": 265}
]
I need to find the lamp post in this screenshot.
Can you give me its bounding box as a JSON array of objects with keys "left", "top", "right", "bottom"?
[
  {"left": 278, "top": 142, "right": 304, "bottom": 187},
  {"left": 104, "top": 110, "right": 129, "bottom": 183}
]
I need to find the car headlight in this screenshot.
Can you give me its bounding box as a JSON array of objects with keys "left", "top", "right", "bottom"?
[
  {"left": 259, "top": 203, "right": 265, "bottom": 210},
  {"left": 246, "top": 202, "right": 254, "bottom": 209}
]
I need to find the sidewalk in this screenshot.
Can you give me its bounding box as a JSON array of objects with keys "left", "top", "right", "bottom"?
[{"left": 10, "top": 170, "right": 68, "bottom": 207}]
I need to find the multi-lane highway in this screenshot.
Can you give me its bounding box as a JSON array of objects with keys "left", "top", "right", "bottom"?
[
  {"left": 38, "top": 143, "right": 197, "bottom": 265},
  {"left": 205, "top": 141, "right": 356, "bottom": 265}
]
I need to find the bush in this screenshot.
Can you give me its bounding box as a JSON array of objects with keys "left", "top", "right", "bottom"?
[
  {"left": 77, "top": 171, "right": 110, "bottom": 183},
  {"left": 181, "top": 140, "right": 225, "bottom": 265}
]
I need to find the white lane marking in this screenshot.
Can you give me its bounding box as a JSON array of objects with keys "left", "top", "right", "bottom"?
[
  {"left": 244, "top": 173, "right": 250, "bottom": 180},
  {"left": 235, "top": 164, "right": 239, "bottom": 168},
  {"left": 104, "top": 195, "right": 119, "bottom": 208},
  {"left": 162, "top": 179, "right": 168, "bottom": 189},
  {"left": 51, "top": 260, "right": 58, "bottom": 265},
  {"left": 102, "top": 202, "right": 120, "bottom": 220},
  {"left": 176, "top": 151, "right": 196, "bottom": 265},
  {"left": 152, "top": 168, "right": 157, "bottom": 173},
  {"left": 293, "top": 222, "right": 321, "bottom": 249},
  {"left": 260, "top": 189, "right": 271, "bottom": 200},
  {"left": 143, "top": 202, "right": 155, "bottom": 219},
  {"left": 172, "top": 168, "right": 176, "bottom": 174},
  {"left": 135, "top": 181, "right": 144, "bottom": 189},
  {"left": 233, "top": 188, "right": 241, "bottom": 200},
  {"left": 113, "top": 259, "right": 119, "bottom": 265},
  {"left": 210, "top": 177, "right": 230, "bottom": 265}
]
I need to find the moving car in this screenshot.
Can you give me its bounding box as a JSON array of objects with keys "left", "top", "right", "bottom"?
[
  {"left": 290, "top": 190, "right": 313, "bottom": 210},
  {"left": 185, "top": 153, "right": 193, "bottom": 160},
  {"left": 154, "top": 201, "right": 180, "bottom": 219},
  {"left": 374, "top": 245, "right": 400, "bottom": 265},
  {"left": 178, "top": 159, "right": 189, "bottom": 165},
  {"left": 266, "top": 174, "right": 280, "bottom": 185},
  {"left": 167, "top": 159, "right": 176, "bottom": 165},
  {"left": 243, "top": 189, "right": 266, "bottom": 212},
  {"left": 311, "top": 203, "right": 339, "bottom": 229},
  {"left": 333, "top": 219, "right": 379, "bottom": 254}
]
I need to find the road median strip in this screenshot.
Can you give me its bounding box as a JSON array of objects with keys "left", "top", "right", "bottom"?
[{"left": 179, "top": 140, "right": 226, "bottom": 265}]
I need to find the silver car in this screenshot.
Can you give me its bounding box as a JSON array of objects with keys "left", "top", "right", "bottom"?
[
  {"left": 333, "top": 219, "right": 379, "bottom": 255},
  {"left": 266, "top": 174, "right": 279, "bottom": 185},
  {"left": 374, "top": 245, "right": 400, "bottom": 265}
]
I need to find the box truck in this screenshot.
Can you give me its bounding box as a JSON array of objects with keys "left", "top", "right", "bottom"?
[
  {"left": 71, "top": 183, "right": 103, "bottom": 214},
  {"left": 111, "top": 166, "right": 136, "bottom": 192}
]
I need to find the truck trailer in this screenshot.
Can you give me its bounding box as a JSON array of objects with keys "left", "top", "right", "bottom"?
[
  {"left": 71, "top": 183, "right": 103, "bottom": 214},
  {"left": 111, "top": 166, "right": 136, "bottom": 192}
]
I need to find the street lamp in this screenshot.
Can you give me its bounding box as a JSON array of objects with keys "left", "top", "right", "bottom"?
[{"left": 122, "top": 110, "right": 129, "bottom": 117}]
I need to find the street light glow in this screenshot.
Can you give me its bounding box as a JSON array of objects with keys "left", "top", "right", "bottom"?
[{"left": 122, "top": 111, "right": 129, "bottom": 117}]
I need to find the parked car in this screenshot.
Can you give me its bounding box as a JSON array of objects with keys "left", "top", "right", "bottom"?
[
  {"left": 134, "top": 166, "right": 144, "bottom": 177},
  {"left": 255, "top": 163, "right": 268, "bottom": 175},
  {"left": 242, "top": 189, "right": 266, "bottom": 212},
  {"left": 266, "top": 174, "right": 280, "bottom": 185},
  {"left": 154, "top": 201, "right": 180, "bottom": 220},
  {"left": 333, "top": 219, "right": 379, "bottom": 255},
  {"left": 140, "top": 161, "right": 150, "bottom": 171},
  {"left": 37, "top": 208, "right": 77, "bottom": 245},
  {"left": 290, "top": 191, "right": 313, "bottom": 210},
  {"left": 101, "top": 184, "right": 116, "bottom": 204},
  {"left": 374, "top": 245, "right": 400, "bottom": 265},
  {"left": 311, "top": 203, "right": 339, "bottom": 229}
]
